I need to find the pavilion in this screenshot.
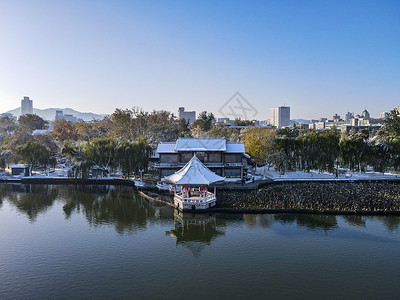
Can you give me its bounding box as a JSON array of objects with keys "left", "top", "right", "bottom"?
[{"left": 165, "top": 155, "right": 225, "bottom": 211}]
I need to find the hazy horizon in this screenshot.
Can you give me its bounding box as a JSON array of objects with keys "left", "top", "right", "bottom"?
[{"left": 1, "top": 1, "right": 399, "bottom": 120}]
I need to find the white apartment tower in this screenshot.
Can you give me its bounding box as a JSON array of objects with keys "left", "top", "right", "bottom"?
[
  {"left": 178, "top": 107, "right": 196, "bottom": 124},
  {"left": 271, "top": 106, "right": 290, "bottom": 128},
  {"left": 21, "top": 96, "right": 33, "bottom": 115}
]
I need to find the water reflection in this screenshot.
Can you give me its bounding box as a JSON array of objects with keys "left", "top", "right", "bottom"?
[
  {"left": 372, "top": 216, "right": 400, "bottom": 232},
  {"left": 59, "top": 185, "right": 174, "bottom": 234},
  {"left": 242, "top": 214, "right": 274, "bottom": 228},
  {"left": 4, "top": 185, "right": 57, "bottom": 222},
  {"left": 343, "top": 215, "right": 366, "bottom": 227},
  {"left": 1, "top": 184, "right": 174, "bottom": 233},
  {"left": 1, "top": 184, "right": 400, "bottom": 234},
  {"left": 166, "top": 210, "right": 226, "bottom": 257},
  {"left": 274, "top": 214, "right": 338, "bottom": 231}
]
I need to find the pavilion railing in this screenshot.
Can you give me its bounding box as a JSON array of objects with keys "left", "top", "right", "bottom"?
[{"left": 174, "top": 191, "right": 215, "bottom": 202}]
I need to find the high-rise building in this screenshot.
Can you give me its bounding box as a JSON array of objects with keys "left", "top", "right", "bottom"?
[
  {"left": 55, "top": 110, "right": 64, "bottom": 119},
  {"left": 270, "top": 106, "right": 290, "bottom": 128},
  {"left": 55, "top": 110, "right": 81, "bottom": 123},
  {"left": 21, "top": 96, "right": 33, "bottom": 115},
  {"left": 345, "top": 112, "right": 354, "bottom": 121},
  {"left": 361, "top": 109, "right": 370, "bottom": 119},
  {"left": 332, "top": 114, "right": 341, "bottom": 122},
  {"left": 380, "top": 112, "right": 389, "bottom": 119},
  {"left": 178, "top": 107, "right": 196, "bottom": 124}
]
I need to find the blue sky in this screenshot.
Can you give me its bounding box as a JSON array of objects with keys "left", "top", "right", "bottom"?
[{"left": 0, "top": 0, "right": 399, "bottom": 120}]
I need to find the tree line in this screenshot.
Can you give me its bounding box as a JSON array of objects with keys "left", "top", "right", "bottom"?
[
  {"left": 0, "top": 108, "right": 218, "bottom": 177},
  {"left": 243, "top": 108, "right": 400, "bottom": 174},
  {"left": 1, "top": 106, "right": 399, "bottom": 177}
]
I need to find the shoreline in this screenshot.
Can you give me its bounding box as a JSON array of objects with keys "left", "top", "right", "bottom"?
[{"left": 2, "top": 177, "right": 400, "bottom": 216}]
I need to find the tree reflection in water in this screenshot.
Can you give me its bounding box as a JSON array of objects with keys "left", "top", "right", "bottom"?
[
  {"left": 372, "top": 216, "right": 400, "bottom": 232},
  {"left": 343, "top": 215, "right": 366, "bottom": 227},
  {"left": 1, "top": 184, "right": 400, "bottom": 234},
  {"left": 2, "top": 184, "right": 174, "bottom": 233},
  {"left": 166, "top": 210, "right": 226, "bottom": 257},
  {"left": 59, "top": 185, "right": 174, "bottom": 234},
  {"left": 0, "top": 184, "right": 8, "bottom": 208},
  {"left": 274, "top": 214, "right": 338, "bottom": 231},
  {"left": 5, "top": 184, "right": 57, "bottom": 222}
]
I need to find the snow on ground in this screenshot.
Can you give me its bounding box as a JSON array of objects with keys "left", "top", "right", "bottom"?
[
  {"left": 252, "top": 165, "right": 400, "bottom": 181},
  {"left": 2, "top": 164, "right": 399, "bottom": 183},
  {"left": 134, "top": 180, "right": 145, "bottom": 186},
  {"left": 224, "top": 178, "right": 241, "bottom": 183}
]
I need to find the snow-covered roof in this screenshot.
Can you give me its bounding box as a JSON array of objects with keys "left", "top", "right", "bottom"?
[
  {"left": 175, "top": 138, "right": 226, "bottom": 151},
  {"left": 10, "top": 164, "right": 29, "bottom": 168},
  {"left": 156, "top": 138, "right": 247, "bottom": 154},
  {"left": 32, "top": 129, "right": 48, "bottom": 135},
  {"left": 156, "top": 142, "right": 176, "bottom": 153},
  {"left": 225, "top": 142, "right": 246, "bottom": 153},
  {"left": 165, "top": 155, "right": 225, "bottom": 185}
]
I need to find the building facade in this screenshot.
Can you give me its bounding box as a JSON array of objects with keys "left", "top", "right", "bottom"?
[
  {"left": 341, "top": 124, "right": 381, "bottom": 133},
  {"left": 178, "top": 107, "right": 196, "bottom": 124},
  {"left": 270, "top": 106, "right": 290, "bottom": 128},
  {"left": 345, "top": 112, "right": 354, "bottom": 121},
  {"left": 380, "top": 112, "right": 389, "bottom": 119},
  {"left": 21, "top": 96, "right": 33, "bottom": 115},
  {"left": 155, "top": 138, "right": 249, "bottom": 179},
  {"left": 361, "top": 109, "right": 370, "bottom": 119},
  {"left": 55, "top": 110, "right": 81, "bottom": 123}
]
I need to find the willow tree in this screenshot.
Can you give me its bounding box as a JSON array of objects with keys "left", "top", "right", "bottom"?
[
  {"left": 339, "top": 131, "right": 369, "bottom": 172},
  {"left": 83, "top": 138, "right": 118, "bottom": 172},
  {"left": 116, "top": 141, "right": 136, "bottom": 178},
  {"left": 273, "top": 128, "right": 300, "bottom": 173},
  {"left": 62, "top": 142, "right": 93, "bottom": 179},
  {"left": 299, "top": 129, "right": 340, "bottom": 173},
  {"left": 16, "top": 140, "right": 53, "bottom": 175}
]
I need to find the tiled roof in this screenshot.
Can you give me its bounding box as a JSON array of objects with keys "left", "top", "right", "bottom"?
[{"left": 175, "top": 138, "right": 226, "bottom": 151}]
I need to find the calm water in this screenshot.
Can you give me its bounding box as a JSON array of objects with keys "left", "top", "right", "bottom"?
[{"left": 1, "top": 184, "right": 400, "bottom": 299}]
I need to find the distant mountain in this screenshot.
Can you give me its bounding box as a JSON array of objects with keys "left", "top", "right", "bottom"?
[
  {"left": 290, "top": 119, "right": 311, "bottom": 124},
  {"left": 4, "top": 107, "right": 106, "bottom": 121}
]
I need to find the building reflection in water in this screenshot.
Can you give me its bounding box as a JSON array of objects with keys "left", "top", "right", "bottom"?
[
  {"left": 243, "top": 214, "right": 275, "bottom": 228},
  {"left": 166, "top": 210, "right": 225, "bottom": 257}
]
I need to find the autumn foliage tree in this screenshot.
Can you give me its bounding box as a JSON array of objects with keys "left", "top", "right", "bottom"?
[
  {"left": 242, "top": 128, "right": 275, "bottom": 166},
  {"left": 53, "top": 119, "right": 77, "bottom": 141}
]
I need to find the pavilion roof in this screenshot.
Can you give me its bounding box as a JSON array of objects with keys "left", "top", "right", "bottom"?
[{"left": 165, "top": 155, "right": 225, "bottom": 185}]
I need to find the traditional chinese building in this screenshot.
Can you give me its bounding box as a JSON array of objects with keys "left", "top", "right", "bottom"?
[
  {"left": 165, "top": 154, "right": 225, "bottom": 211},
  {"left": 155, "top": 138, "right": 249, "bottom": 179}
]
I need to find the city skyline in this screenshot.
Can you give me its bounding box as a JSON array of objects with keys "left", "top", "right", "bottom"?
[
  {"left": 1, "top": 1, "right": 399, "bottom": 119},
  {"left": 1, "top": 95, "right": 393, "bottom": 122}
]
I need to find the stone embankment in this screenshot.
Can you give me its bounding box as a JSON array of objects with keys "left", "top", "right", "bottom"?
[{"left": 216, "top": 181, "right": 400, "bottom": 214}]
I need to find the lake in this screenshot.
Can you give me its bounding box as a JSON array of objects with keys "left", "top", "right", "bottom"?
[{"left": 0, "top": 184, "right": 400, "bottom": 299}]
